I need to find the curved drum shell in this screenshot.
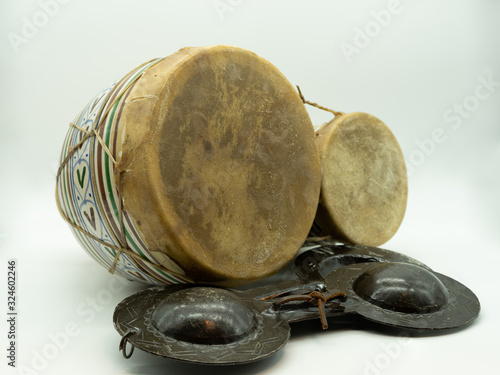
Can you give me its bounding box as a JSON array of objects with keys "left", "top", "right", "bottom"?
[{"left": 56, "top": 45, "right": 321, "bottom": 286}]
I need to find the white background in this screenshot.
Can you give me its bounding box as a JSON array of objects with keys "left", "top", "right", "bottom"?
[{"left": 1, "top": 1, "right": 499, "bottom": 374}]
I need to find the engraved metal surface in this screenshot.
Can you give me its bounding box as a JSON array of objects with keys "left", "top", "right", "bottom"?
[
  {"left": 114, "top": 242, "right": 480, "bottom": 365},
  {"left": 113, "top": 285, "right": 290, "bottom": 365},
  {"left": 325, "top": 262, "right": 480, "bottom": 330}
]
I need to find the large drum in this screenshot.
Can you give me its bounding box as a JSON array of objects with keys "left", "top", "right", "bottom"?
[
  {"left": 56, "top": 45, "right": 321, "bottom": 286},
  {"left": 311, "top": 112, "right": 408, "bottom": 246}
]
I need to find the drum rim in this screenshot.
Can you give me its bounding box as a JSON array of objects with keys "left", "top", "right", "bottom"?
[{"left": 122, "top": 45, "right": 322, "bottom": 284}]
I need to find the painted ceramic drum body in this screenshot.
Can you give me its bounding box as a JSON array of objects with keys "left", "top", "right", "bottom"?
[
  {"left": 56, "top": 45, "right": 321, "bottom": 286},
  {"left": 56, "top": 58, "right": 186, "bottom": 285}
]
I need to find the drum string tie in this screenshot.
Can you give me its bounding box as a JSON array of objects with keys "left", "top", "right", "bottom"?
[
  {"left": 109, "top": 170, "right": 129, "bottom": 275},
  {"left": 296, "top": 85, "right": 344, "bottom": 117},
  {"left": 55, "top": 57, "right": 191, "bottom": 282},
  {"left": 56, "top": 56, "right": 154, "bottom": 180},
  {"left": 271, "top": 290, "right": 346, "bottom": 329}
]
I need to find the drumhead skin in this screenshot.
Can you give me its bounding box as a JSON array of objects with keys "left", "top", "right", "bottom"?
[
  {"left": 313, "top": 112, "right": 407, "bottom": 246},
  {"left": 112, "top": 46, "right": 321, "bottom": 284}
]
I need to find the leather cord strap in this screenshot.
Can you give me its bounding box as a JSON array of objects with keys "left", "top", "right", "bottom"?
[{"left": 272, "top": 290, "right": 346, "bottom": 329}]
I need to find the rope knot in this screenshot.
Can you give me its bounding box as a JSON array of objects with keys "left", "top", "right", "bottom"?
[{"left": 272, "top": 290, "right": 346, "bottom": 329}]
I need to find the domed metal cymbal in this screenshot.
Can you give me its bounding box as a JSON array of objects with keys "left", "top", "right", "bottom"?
[{"left": 114, "top": 243, "right": 480, "bottom": 365}]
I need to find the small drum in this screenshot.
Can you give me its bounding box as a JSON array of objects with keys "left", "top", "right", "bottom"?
[
  {"left": 56, "top": 45, "right": 321, "bottom": 286},
  {"left": 311, "top": 112, "right": 408, "bottom": 246}
]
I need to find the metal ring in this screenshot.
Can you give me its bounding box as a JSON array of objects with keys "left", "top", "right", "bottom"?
[{"left": 119, "top": 331, "right": 136, "bottom": 359}]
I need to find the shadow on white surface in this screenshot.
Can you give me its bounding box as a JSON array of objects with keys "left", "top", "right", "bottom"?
[{"left": 118, "top": 347, "right": 284, "bottom": 375}]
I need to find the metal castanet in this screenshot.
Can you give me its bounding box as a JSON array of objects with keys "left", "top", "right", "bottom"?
[{"left": 113, "top": 241, "right": 480, "bottom": 365}]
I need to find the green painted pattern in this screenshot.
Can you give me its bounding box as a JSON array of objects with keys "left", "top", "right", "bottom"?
[
  {"left": 58, "top": 58, "right": 189, "bottom": 285},
  {"left": 100, "top": 61, "right": 182, "bottom": 284},
  {"left": 76, "top": 166, "right": 86, "bottom": 188},
  {"left": 60, "top": 128, "right": 110, "bottom": 270}
]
